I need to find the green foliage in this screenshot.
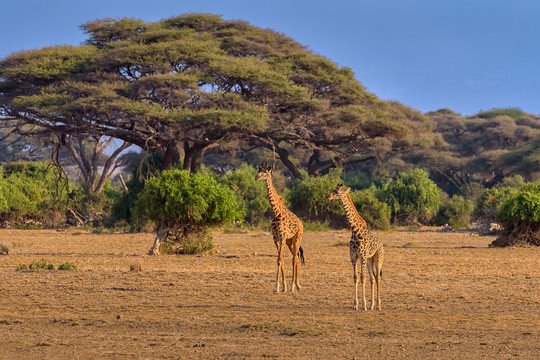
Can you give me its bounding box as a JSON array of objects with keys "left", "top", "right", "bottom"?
[
  {"left": 302, "top": 221, "right": 331, "bottom": 232},
  {"left": 15, "top": 259, "right": 77, "bottom": 271},
  {"left": 287, "top": 169, "right": 344, "bottom": 227},
  {"left": 458, "top": 182, "right": 485, "bottom": 203},
  {"left": 439, "top": 195, "right": 474, "bottom": 228},
  {"left": 220, "top": 164, "right": 270, "bottom": 225},
  {"left": 497, "top": 185, "right": 540, "bottom": 222},
  {"left": 349, "top": 187, "right": 391, "bottom": 230},
  {"left": 0, "top": 161, "right": 67, "bottom": 225},
  {"left": 495, "top": 175, "right": 526, "bottom": 189},
  {"left": 135, "top": 169, "right": 242, "bottom": 226},
  {"left": 57, "top": 262, "right": 77, "bottom": 271},
  {"left": 473, "top": 187, "right": 519, "bottom": 222},
  {"left": 112, "top": 151, "right": 165, "bottom": 227},
  {"left": 287, "top": 170, "right": 390, "bottom": 230},
  {"left": 475, "top": 107, "right": 526, "bottom": 120},
  {"left": 134, "top": 169, "right": 242, "bottom": 254},
  {"left": 25, "top": 258, "right": 55, "bottom": 270},
  {"left": 494, "top": 184, "right": 540, "bottom": 246},
  {"left": 16, "top": 264, "right": 28, "bottom": 271},
  {"left": 379, "top": 168, "right": 441, "bottom": 225}
]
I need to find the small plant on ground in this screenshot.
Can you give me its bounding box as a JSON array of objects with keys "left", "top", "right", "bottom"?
[
  {"left": 0, "top": 243, "right": 8, "bottom": 255},
  {"left": 57, "top": 262, "right": 77, "bottom": 271},
  {"left": 29, "top": 258, "right": 55, "bottom": 270},
  {"left": 16, "top": 259, "right": 78, "bottom": 271}
]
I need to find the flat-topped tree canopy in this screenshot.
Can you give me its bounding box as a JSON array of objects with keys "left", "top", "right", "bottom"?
[{"left": 0, "top": 13, "right": 430, "bottom": 175}]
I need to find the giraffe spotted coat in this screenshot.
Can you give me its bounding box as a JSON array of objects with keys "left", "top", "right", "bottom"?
[
  {"left": 328, "top": 184, "right": 384, "bottom": 310},
  {"left": 256, "top": 163, "right": 304, "bottom": 293}
]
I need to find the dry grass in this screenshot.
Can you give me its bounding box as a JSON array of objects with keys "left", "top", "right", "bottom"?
[{"left": 0, "top": 228, "right": 538, "bottom": 359}]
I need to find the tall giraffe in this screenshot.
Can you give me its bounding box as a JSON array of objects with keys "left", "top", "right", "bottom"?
[
  {"left": 327, "top": 184, "right": 384, "bottom": 310},
  {"left": 256, "top": 163, "right": 304, "bottom": 292}
]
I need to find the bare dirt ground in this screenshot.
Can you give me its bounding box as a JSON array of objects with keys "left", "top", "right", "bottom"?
[{"left": 0, "top": 228, "right": 538, "bottom": 359}]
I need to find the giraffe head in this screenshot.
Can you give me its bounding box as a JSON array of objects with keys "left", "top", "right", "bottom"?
[
  {"left": 255, "top": 163, "right": 272, "bottom": 181},
  {"left": 327, "top": 183, "right": 350, "bottom": 201}
]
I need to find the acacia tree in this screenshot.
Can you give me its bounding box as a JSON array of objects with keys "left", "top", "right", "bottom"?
[{"left": 1, "top": 14, "right": 426, "bottom": 176}]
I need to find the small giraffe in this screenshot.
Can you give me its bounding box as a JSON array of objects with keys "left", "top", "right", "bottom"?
[
  {"left": 256, "top": 163, "right": 304, "bottom": 292},
  {"left": 327, "top": 184, "right": 384, "bottom": 310}
]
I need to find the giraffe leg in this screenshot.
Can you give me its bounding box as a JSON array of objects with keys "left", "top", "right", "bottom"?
[
  {"left": 367, "top": 257, "right": 375, "bottom": 310},
  {"left": 287, "top": 235, "right": 302, "bottom": 292},
  {"left": 280, "top": 256, "right": 287, "bottom": 292},
  {"left": 374, "top": 251, "right": 383, "bottom": 310},
  {"left": 360, "top": 260, "right": 368, "bottom": 310},
  {"left": 351, "top": 257, "right": 359, "bottom": 310},
  {"left": 274, "top": 240, "right": 284, "bottom": 293}
]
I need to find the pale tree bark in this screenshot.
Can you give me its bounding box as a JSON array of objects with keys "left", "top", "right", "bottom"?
[{"left": 64, "top": 135, "right": 131, "bottom": 195}]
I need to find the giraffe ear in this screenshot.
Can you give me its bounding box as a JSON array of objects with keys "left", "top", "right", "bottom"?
[{"left": 344, "top": 187, "right": 351, "bottom": 193}]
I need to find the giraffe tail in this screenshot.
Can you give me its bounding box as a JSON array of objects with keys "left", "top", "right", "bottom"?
[{"left": 298, "top": 247, "right": 305, "bottom": 265}]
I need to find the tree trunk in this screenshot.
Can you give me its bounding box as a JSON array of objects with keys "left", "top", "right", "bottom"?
[
  {"left": 275, "top": 146, "right": 303, "bottom": 179},
  {"left": 183, "top": 141, "right": 218, "bottom": 173},
  {"left": 162, "top": 141, "right": 180, "bottom": 171}
]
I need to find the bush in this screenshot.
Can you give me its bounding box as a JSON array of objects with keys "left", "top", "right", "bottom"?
[
  {"left": 439, "top": 195, "right": 474, "bottom": 228},
  {"left": 473, "top": 186, "right": 519, "bottom": 222},
  {"left": 458, "top": 182, "right": 484, "bottom": 203},
  {"left": 379, "top": 168, "right": 441, "bottom": 225},
  {"left": 495, "top": 175, "right": 526, "bottom": 189},
  {"left": 349, "top": 187, "right": 391, "bottom": 230},
  {"left": 220, "top": 163, "right": 270, "bottom": 225},
  {"left": 287, "top": 169, "right": 345, "bottom": 227},
  {"left": 0, "top": 161, "right": 67, "bottom": 226},
  {"left": 494, "top": 183, "right": 540, "bottom": 246},
  {"left": 134, "top": 169, "right": 243, "bottom": 254},
  {"left": 112, "top": 151, "right": 165, "bottom": 228}
]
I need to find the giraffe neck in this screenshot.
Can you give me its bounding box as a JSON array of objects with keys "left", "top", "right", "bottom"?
[
  {"left": 265, "top": 177, "right": 284, "bottom": 216},
  {"left": 340, "top": 193, "right": 367, "bottom": 232}
]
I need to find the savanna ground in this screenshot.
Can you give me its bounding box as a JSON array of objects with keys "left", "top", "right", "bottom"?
[{"left": 0, "top": 227, "right": 538, "bottom": 359}]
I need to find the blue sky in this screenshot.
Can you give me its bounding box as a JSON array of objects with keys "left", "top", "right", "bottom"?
[{"left": 2, "top": 0, "right": 539, "bottom": 116}]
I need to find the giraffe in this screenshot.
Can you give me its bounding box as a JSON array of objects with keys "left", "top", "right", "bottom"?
[
  {"left": 327, "top": 184, "right": 384, "bottom": 310},
  {"left": 255, "top": 163, "right": 304, "bottom": 293}
]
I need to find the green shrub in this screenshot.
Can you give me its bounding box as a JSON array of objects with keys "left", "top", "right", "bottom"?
[
  {"left": 473, "top": 186, "right": 519, "bottom": 222},
  {"left": 0, "top": 161, "right": 67, "bottom": 226},
  {"left": 349, "top": 187, "right": 391, "bottom": 230},
  {"left": 134, "top": 169, "right": 243, "bottom": 254},
  {"left": 220, "top": 163, "right": 270, "bottom": 225},
  {"left": 494, "top": 183, "right": 540, "bottom": 246},
  {"left": 379, "top": 168, "right": 441, "bottom": 225},
  {"left": 287, "top": 169, "right": 345, "bottom": 227},
  {"left": 112, "top": 151, "right": 165, "bottom": 227},
  {"left": 439, "top": 195, "right": 474, "bottom": 229},
  {"left": 495, "top": 175, "right": 526, "bottom": 189},
  {"left": 458, "top": 182, "right": 485, "bottom": 203}
]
